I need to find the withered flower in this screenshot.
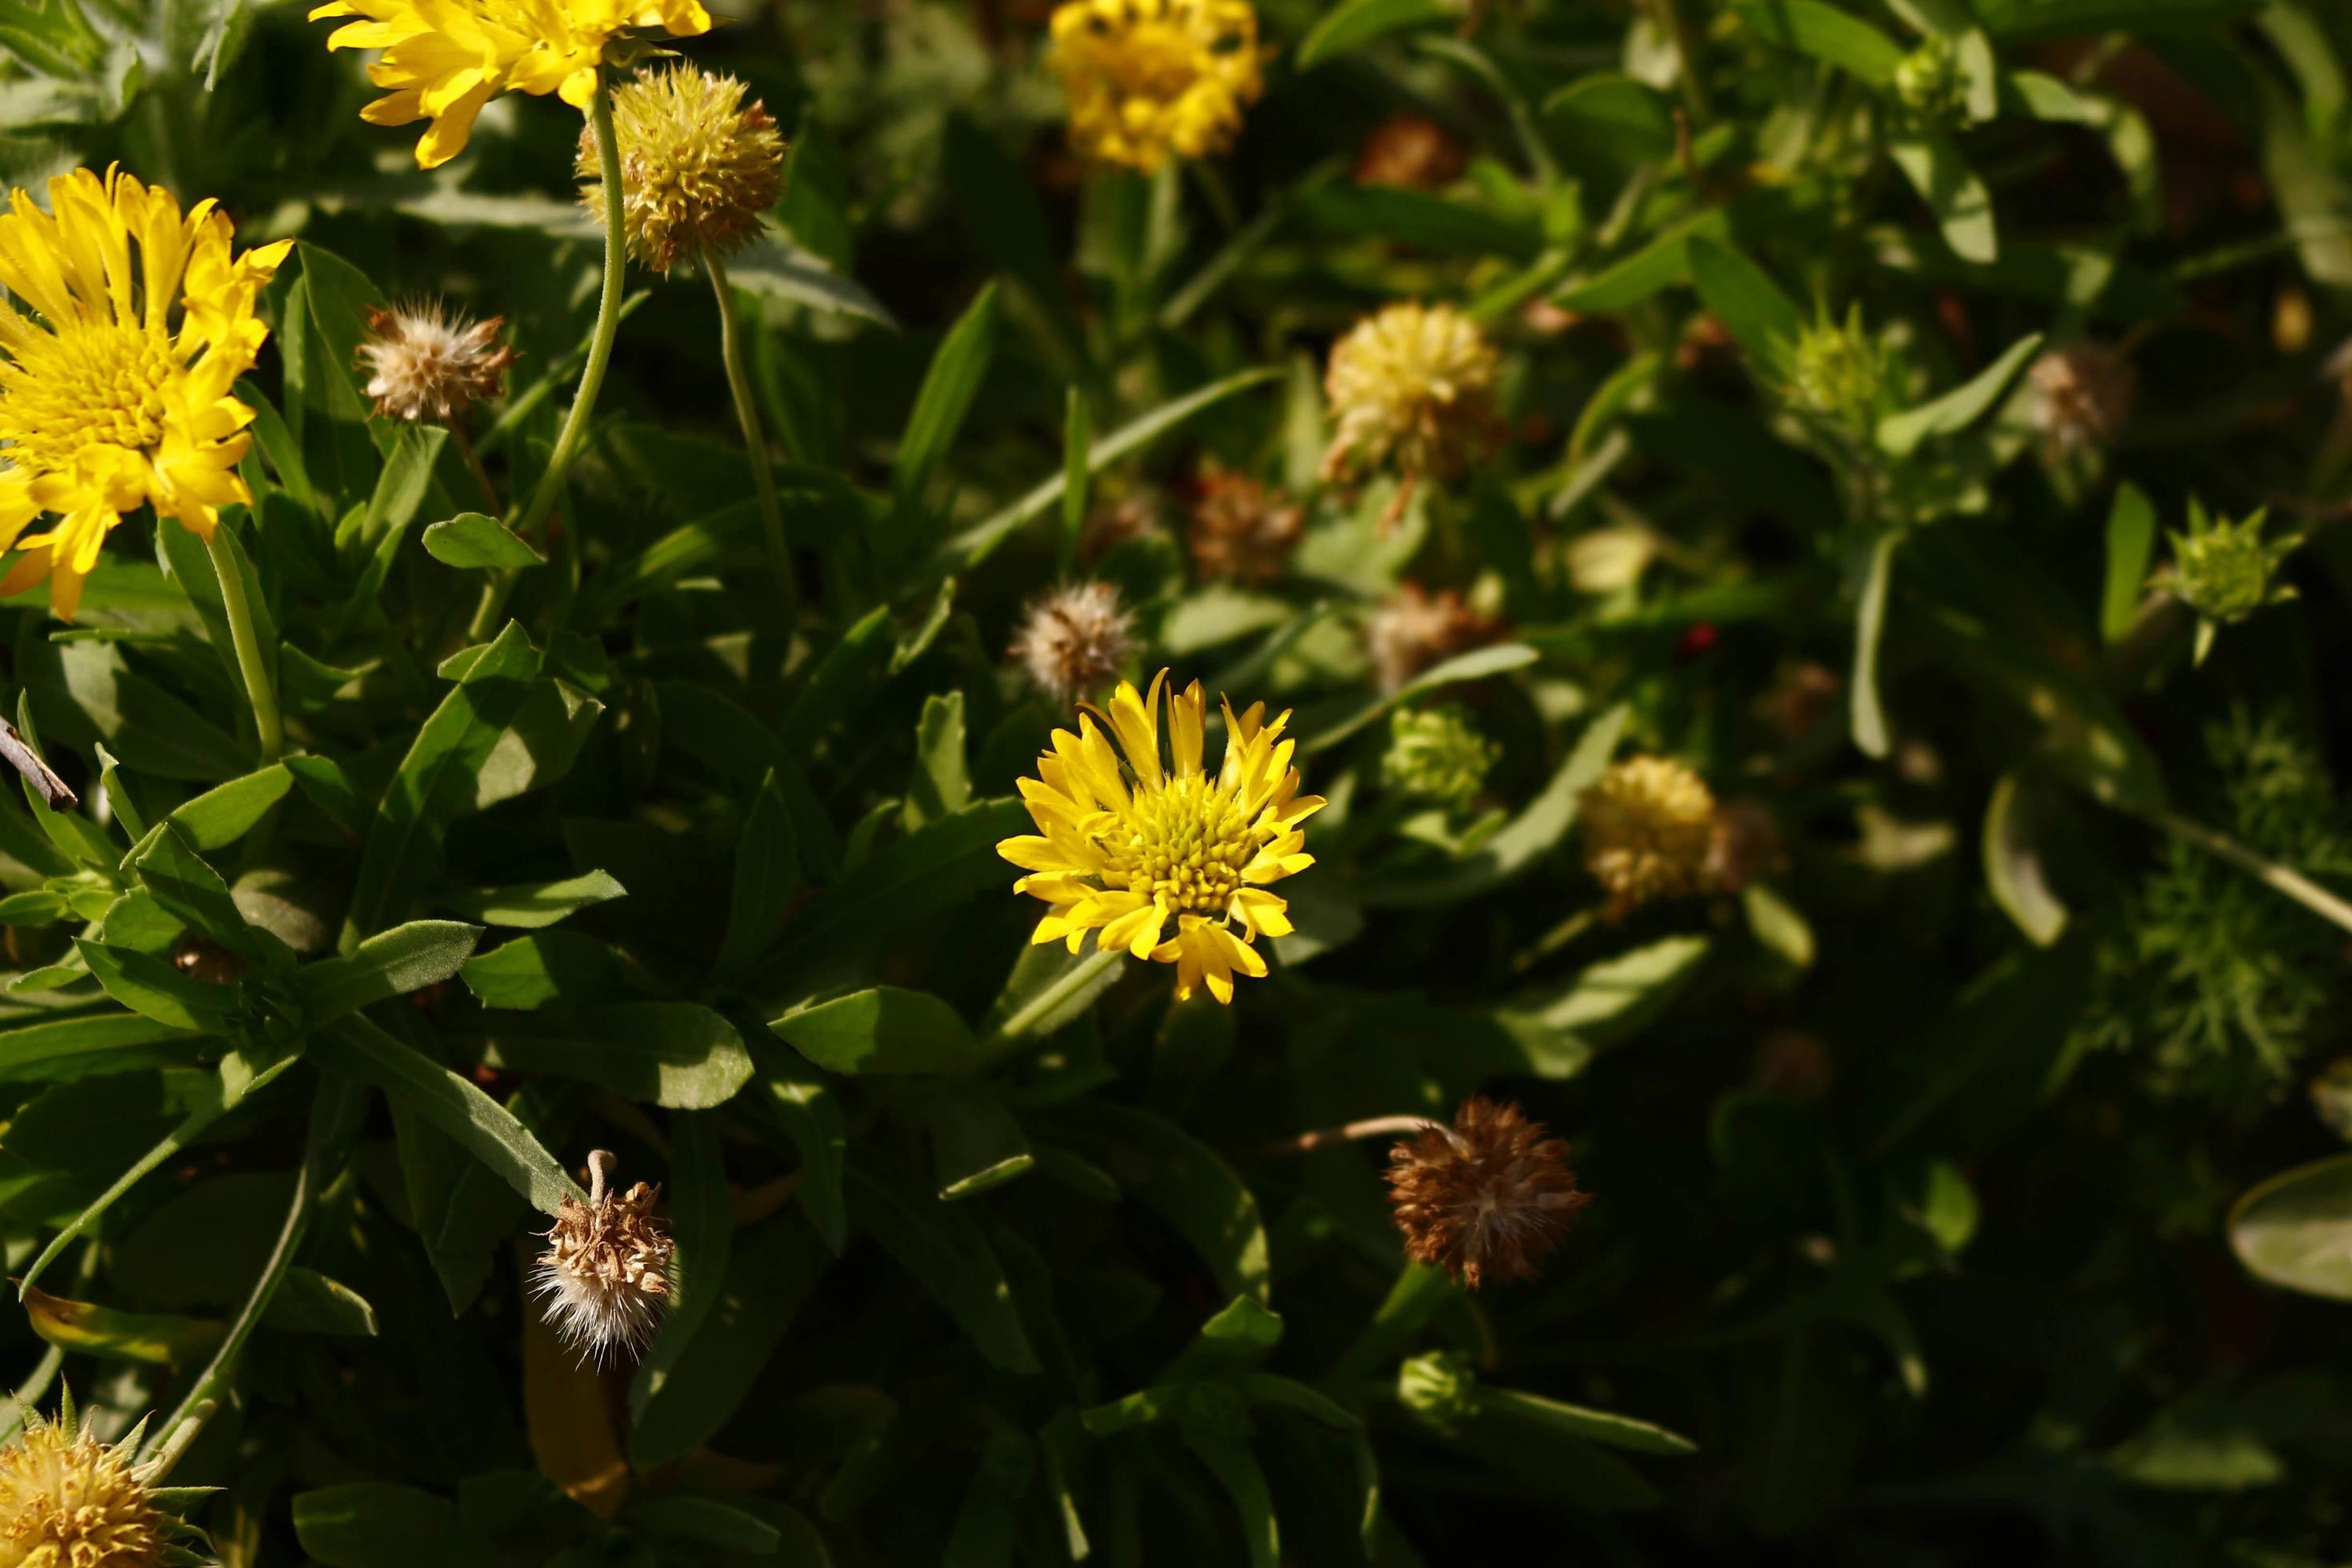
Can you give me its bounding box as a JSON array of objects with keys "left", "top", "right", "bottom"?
[
  {"left": 531, "top": 1150, "right": 674, "bottom": 1366},
  {"left": 357, "top": 303, "right": 516, "bottom": 424},
  {"left": 1579, "top": 754, "right": 1715, "bottom": 916},
  {"left": 1353, "top": 114, "right": 1467, "bottom": 190},
  {"left": 1365, "top": 582, "right": 1500, "bottom": 694},
  {"left": 1012, "top": 581, "right": 1136, "bottom": 703},
  {"left": 1387, "top": 1097, "right": 1589, "bottom": 1287},
  {"left": 2029, "top": 342, "right": 2134, "bottom": 462},
  {"left": 1186, "top": 462, "right": 1303, "bottom": 583}
]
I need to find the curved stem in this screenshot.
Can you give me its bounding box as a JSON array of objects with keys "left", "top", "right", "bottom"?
[
  {"left": 203, "top": 527, "right": 282, "bottom": 764},
  {"left": 702, "top": 244, "right": 799, "bottom": 622},
  {"left": 467, "top": 70, "right": 629, "bottom": 644},
  {"left": 2144, "top": 806, "right": 2352, "bottom": 936},
  {"left": 1258, "top": 1114, "right": 1436, "bottom": 1157}
]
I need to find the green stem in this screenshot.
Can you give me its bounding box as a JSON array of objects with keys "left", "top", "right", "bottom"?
[
  {"left": 980, "top": 947, "right": 1123, "bottom": 1058},
  {"left": 204, "top": 527, "right": 282, "bottom": 764},
  {"left": 467, "top": 70, "right": 630, "bottom": 644},
  {"left": 702, "top": 244, "right": 799, "bottom": 623},
  {"left": 2144, "top": 806, "right": 2352, "bottom": 938}
]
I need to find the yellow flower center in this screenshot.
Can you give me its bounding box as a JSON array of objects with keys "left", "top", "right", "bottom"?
[
  {"left": 1, "top": 322, "right": 177, "bottom": 473},
  {"left": 1094, "top": 18, "right": 1217, "bottom": 100},
  {"left": 1107, "top": 775, "right": 1262, "bottom": 918}
]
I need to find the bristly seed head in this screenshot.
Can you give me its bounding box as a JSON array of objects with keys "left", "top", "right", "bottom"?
[
  {"left": 584, "top": 65, "right": 787, "bottom": 275},
  {"left": 1012, "top": 581, "right": 1135, "bottom": 703},
  {"left": 531, "top": 1150, "right": 675, "bottom": 1367},
  {"left": 357, "top": 302, "right": 516, "bottom": 424},
  {"left": 1386, "top": 1097, "right": 1588, "bottom": 1288},
  {"left": 0, "top": 1396, "right": 188, "bottom": 1568}
]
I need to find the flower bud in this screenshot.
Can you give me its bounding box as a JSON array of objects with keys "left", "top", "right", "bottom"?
[
  {"left": 1383, "top": 705, "right": 1497, "bottom": 812},
  {"left": 1783, "top": 306, "right": 1887, "bottom": 432},
  {"left": 1892, "top": 36, "right": 1965, "bottom": 121},
  {"left": 583, "top": 66, "right": 786, "bottom": 274},
  {"left": 1398, "top": 1350, "right": 1482, "bottom": 1435},
  {"left": 2169, "top": 500, "right": 2300, "bottom": 665}
]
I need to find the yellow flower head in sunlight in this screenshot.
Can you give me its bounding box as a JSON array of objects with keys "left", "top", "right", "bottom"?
[
  {"left": 0, "top": 1403, "right": 170, "bottom": 1568},
  {"left": 1047, "top": 0, "right": 1266, "bottom": 173},
  {"left": 1579, "top": 754, "right": 1716, "bottom": 917},
  {"left": 999, "top": 670, "right": 1323, "bottom": 1003},
  {"left": 1322, "top": 300, "right": 1501, "bottom": 488},
  {"left": 309, "top": 0, "right": 715, "bottom": 169},
  {"left": 583, "top": 65, "right": 786, "bottom": 274},
  {"left": 0, "top": 167, "right": 291, "bottom": 622}
]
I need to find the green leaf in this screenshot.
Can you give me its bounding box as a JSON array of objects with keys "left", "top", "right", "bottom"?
[
  {"left": 1850, "top": 530, "right": 1898, "bottom": 760},
  {"left": 1362, "top": 704, "right": 1629, "bottom": 907},
  {"left": 440, "top": 871, "right": 628, "bottom": 930},
  {"left": 779, "top": 603, "right": 895, "bottom": 755},
  {"left": 1687, "top": 237, "right": 1805, "bottom": 374},
  {"left": 626, "top": 1210, "right": 830, "bottom": 1470},
  {"left": 1732, "top": 0, "right": 1903, "bottom": 85},
  {"left": 2230, "top": 1154, "right": 2352, "bottom": 1302},
  {"left": 748, "top": 1032, "right": 849, "bottom": 1253},
  {"left": 2101, "top": 482, "right": 2157, "bottom": 642},
  {"left": 1496, "top": 936, "right": 1713, "bottom": 1077},
  {"left": 0, "top": 1010, "right": 206, "bottom": 1083},
  {"left": 905, "top": 692, "right": 972, "bottom": 835},
  {"left": 894, "top": 282, "right": 1000, "bottom": 504},
  {"left": 853, "top": 1154, "right": 1040, "bottom": 1373},
  {"left": 162, "top": 763, "right": 293, "bottom": 850},
  {"left": 298, "top": 921, "right": 483, "bottom": 1025},
  {"left": 726, "top": 230, "right": 898, "bottom": 327},
  {"left": 934, "top": 369, "right": 1280, "bottom": 573},
  {"left": 1876, "top": 332, "right": 2045, "bottom": 457},
  {"left": 1302, "top": 642, "right": 1540, "bottom": 754},
  {"left": 1298, "top": 0, "right": 1454, "bottom": 68},
  {"left": 772, "top": 799, "right": 1029, "bottom": 971},
  {"left": 631, "top": 1112, "right": 734, "bottom": 1418},
  {"left": 294, "top": 1483, "right": 497, "bottom": 1568},
  {"left": 422, "top": 512, "right": 546, "bottom": 570},
  {"left": 774, "top": 987, "right": 977, "bottom": 1076},
  {"left": 624, "top": 1497, "right": 782, "bottom": 1557},
  {"left": 463, "top": 1003, "right": 754, "bottom": 1110},
  {"left": 1046, "top": 1105, "right": 1268, "bottom": 1305},
  {"left": 393, "top": 1093, "right": 526, "bottom": 1315},
  {"left": 1543, "top": 74, "right": 1678, "bottom": 162},
  {"left": 716, "top": 772, "right": 800, "bottom": 982},
  {"left": 74, "top": 940, "right": 237, "bottom": 1034},
  {"left": 1477, "top": 1387, "right": 1698, "bottom": 1456},
  {"left": 1982, "top": 771, "right": 2070, "bottom": 948},
  {"left": 1058, "top": 386, "right": 1093, "bottom": 578},
  {"left": 28, "top": 640, "right": 248, "bottom": 783},
  {"left": 1555, "top": 210, "right": 1730, "bottom": 313},
  {"left": 314, "top": 1015, "right": 581, "bottom": 1214},
  {"left": 122, "top": 821, "right": 278, "bottom": 966},
  {"left": 927, "top": 1090, "right": 1035, "bottom": 1200},
  {"left": 1887, "top": 131, "right": 1998, "bottom": 267}
]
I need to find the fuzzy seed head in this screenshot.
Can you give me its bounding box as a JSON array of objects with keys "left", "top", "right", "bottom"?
[
  {"left": 357, "top": 303, "right": 516, "bottom": 424},
  {"left": 0, "top": 1409, "right": 166, "bottom": 1568},
  {"left": 1013, "top": 582, "right": 1136, "bottom": 702},
  {"left": 1322, "top": 302, "right": 1501, "bottom": 487},
  {"left": 531, "top": 1152, "right": 675, "bottom": 1367},
  {"left": 583, "top": 66, "right": 787, "bottom": 274},
  {"left": 1186, "top": 463, "right": 1302, "bottom": 583},
  {"left": 1580, "top": 755, "right": 1717, "bottom": 916},
  {"left": 1364, "top": 582, "right": 1499, "bottom": 694},
  {"left": 1386, "top": 1098, "right": 1589, "bottom": 1288},
  {"left": 1353, "top": 114, "right": 1467, "bottom": 190},
  {"left": 2029, "top": 343, "right": 2134, "bottom": 461}
]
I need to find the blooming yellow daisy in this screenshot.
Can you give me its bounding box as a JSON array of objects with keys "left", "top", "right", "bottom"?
[
  {"left": 999, "top": 670, "right": 1322, "bottom": 1003},
  {"left": 1047, "top": 0, "right": 1266, "bottom": 173},
  {"left": 309, "top": 0, "right": 714, "bottom": 169},
  {"left": 0, "top": 167, "right": 291, "bottom": 622}
]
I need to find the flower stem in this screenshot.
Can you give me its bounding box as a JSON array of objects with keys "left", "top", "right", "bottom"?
[
  {"left": 203, "top": 526, "right": 282, "bottom": 765},
  {"left": 2143, "top": 806, "right": 2352, "bottom": 937},
  {"left": 1258, "top": 1114, "right": 1437, "bottom": 1157},
  {"left": 467, "top": 70, "right": 630, "bottom": 644},
  {"left": 702, "top": 243, "right": 799, "bottom": 622}
]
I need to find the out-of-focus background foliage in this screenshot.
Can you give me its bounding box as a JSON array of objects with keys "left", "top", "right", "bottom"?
[{"left": 6, "top": 0, "right": 2352, "bottom": 1562}]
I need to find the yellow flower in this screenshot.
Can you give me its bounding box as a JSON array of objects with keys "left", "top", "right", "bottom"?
[
  {"left": 1047, "top": 0, "right": 1266, "bottom": 173},
  {"left": 0, "top": 1401, "right": 178, "bottom": 1568},
  {"left": 309, "top": 0, "right": 714, "bottom": 169},
  {"left": 0, "top": 167, "right": 291, "bottom": 622},
  {"left": 583, "top": 65, "right": 786, "bottom": 274},
  {"left": 1578, "top": 755, "right": 1715, "bottom": 916},
  {"left": 1322, "top": 300, "right": 1501, "bottom": 488},
  {"left": 999, "top": 670, "right": 1323, "bottom": 1003}
]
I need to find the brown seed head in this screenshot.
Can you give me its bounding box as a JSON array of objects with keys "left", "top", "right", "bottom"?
[
  {"left": 357, "top": 303, "right": 516, "bottom": 424},
  {"left": 1353, "top": 114, "right": 1467, "bottom": 190},
  {"left": 1012, "top": 581, "right": 1136, "bottom": 703},
  {"left": 1365, "top": 582, "right": 1500, "bottom": 694},
  {"left": 1186, "top": 462, "right": 1303, "bottom": 583},
  {"left": 531, "top": 1150, "right": 675, "bottom": 1366},
  {"left": 1386, "top": 1097, "right": 1588, "bottom": 1288},
  {"left": 2028, "top": 342, "right": 2134, "bottom": 462}
]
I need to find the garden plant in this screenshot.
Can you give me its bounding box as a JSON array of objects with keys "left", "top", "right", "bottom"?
[{"left": 1, "top": 0, "right": 2351, "bottom": 1562}]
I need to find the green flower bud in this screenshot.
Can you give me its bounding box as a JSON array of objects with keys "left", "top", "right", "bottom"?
[
  {"left": 2169, "top": 501, "right": 2300, "bottom": 665},
  {"left": 1783, "top": 306, "right": 1888, "bottom": 433},
  {"left": 1398, "top": 1350, "right": 1481, "bottom": 1435},
  {"left": 1383, "top": 705, "right": 1498, "bottom": 811},
  {"left": 1892, "top": 36, "right": 1965, "bottom": 121}
]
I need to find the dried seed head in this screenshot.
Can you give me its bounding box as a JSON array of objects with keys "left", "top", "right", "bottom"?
[
  {"left": 1012, "top": 581, "right": 1135, "bottom": 703},
  {"left": 1322, "top": 302, "right": 1502, "bottom": 491},
  {"left": 584, "top": 66, "right": 787, "bottom": 274},
  {"left": 1353, "top": 114, "right": 1466, "bottom": 190},
  {"left": 1387, "top": 1097, "right": 1589, "bottom": 1288},
  {"left": 1364, "top": 582, "right": 1500, "bottom": 694},
  {"left": 1079, "top": 490, "right": 1167, "bottom": 566},
  {"left": 1186, "top": 462, "right": 1302, "bottom": 584},
  {"left": 2029, "top": 342, "right": 2134, "bottom": 462},
  {"left": 1703, "top": 795, "right": 1786, "bottom": 896},
  {"left": 1579, "top": 755, "right": 1717, "bottom": 916},
  {"left": 357, "top": 303, "right": 516, "bottom": 424},
  {"left": 0, "top": 1402, "right": 172, "bottom": 1568},
  {"left": 531, "top": 1150, "right": 675, "bottom": 1367}
]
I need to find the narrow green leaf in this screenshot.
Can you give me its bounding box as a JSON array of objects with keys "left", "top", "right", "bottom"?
[
  {"left": 850, "top": 1154, "right": 1040, "bottom": 1374},
  {"left": 2101, "top": 482, "right": 2157, "bottom": 642},
  {"left": 440, "top": 871, "right": 628, "bottom": 930},
  {"left": 715, "top": 772, "right": 798, "bottom": 982},
  {"left": 1983, "top": 772, "right": 2069, "bottom": 948},
  {"left": 1877, "top": 332, "right": 2045, "bottom": 457},
  {"left": 774, "top": 987, "right": 977, "bottom": 1076},
  {"left": 1687, "top": 237, "right": 1805, "bottom": 373},
  {"left": 894, "top": 282, "right": 1000, "bottom": 502},
  {"left": 1298, "top": 0, "right": 1453, "bottom": 68},
  {"left": 422, "top": 512, "right": 546, "bottom": 570},
  {"left": 630, "top": 1113, "right": 732, "bottom": 1417},
  {"left": 297, "top": 921, "right": 483, "bottom": 1025},
  {"left": 162, "top": 763, "right": 292, "bottom": 850},
  {"left": 1732, "top": 0, "right": 1903, "bottom": 84},
  {"left": 462, "top": 1003, "right": 754, "bottom": 1109}
]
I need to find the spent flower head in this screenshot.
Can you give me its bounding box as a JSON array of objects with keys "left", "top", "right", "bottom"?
[
  {"left": 1365, "top": 582, "right": 1501, "bottom": 694},
  {"left": 0, "top": 1395, "right": 206, "bottom": 1568},
  {"left": 1383, "top": 704, "right": 1497, "bottom": 812},
  {"left": 1013, "top": 581, "right": 1136, "bottom": 703},
  {"left": 358, "top": 303, "right": 517, "bottom": 424},
  {"left": 1580, "top": 754, "right": 1717, "bottom": 916},
  {"left": 583, "top": 65, "right": 787, "bottom": 274},
  {"left": 1046, "top": 0, "right": 1266, "bottom": 173},
  {"left": 532, "top": 1150, "right": 676, "bottom": 1366},
  {"left": 2169, "top": 500, "right": 2300, "bottom": 666},
  {"left": 998, "top": 671, "right": 1323, "bottom": 1003},
  {"left": 310, "top": 0, "right": 715, "bottom": 168},
  {"left": 1186, "top": 462, "right": 1303, "bottom": 584},
  {"left": 0, "top": 166, "right": 290, "bottom": 622},
  {"left": 1387, "top": 1097, "right": 1589, "bottom": 1287},
  {"left": 2028, "top": 342, "right": 2134, "bottom": 463},
  {"left": 1322, "top": 301, "right": 1501, "bottom": 492}
]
